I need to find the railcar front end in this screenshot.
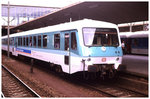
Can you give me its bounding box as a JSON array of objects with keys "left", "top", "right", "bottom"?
[{"left": 71, "top": 27, "right": 123, "bottom": 78}]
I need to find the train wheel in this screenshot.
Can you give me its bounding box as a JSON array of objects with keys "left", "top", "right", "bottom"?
[
  {"left": 108, "top": 70, "right": 118, "bottom": 81},
  {"left": 49, "top": 63, "right": 55, "bottom": 71},
  {"left": 83, "top": 72, "right": 89, "bottom": 80},
  {"left": 55, "top": 65, "right": 63, "bottom": 73},
  {"left": 89, "top": 72, "right": 97, "bottom": 80},
  {"left": 108, "top": 71, "right": 115, "bottom": 79}
]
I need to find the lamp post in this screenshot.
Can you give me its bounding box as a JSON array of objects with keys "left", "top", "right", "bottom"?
[{"left": 7, "top": 1, "right": 10, "bottom": 58}]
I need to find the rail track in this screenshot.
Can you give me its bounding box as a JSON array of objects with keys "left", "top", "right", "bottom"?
[
  {"left": 78, "top": 80, "right": 148, "bottom": 97},
  {"left": 18, "top": 57, "right": 149, "bottom": 97},
  {"left": 118, "top": 71, "right": 148, "bottom": 82},
  {"left": 2, "top": 65, "right": 40, "bottom": 98},
  {"left": 2, "top": 54, "right": 148, "bottom": 97},
  {"left": 70, "top": 70, "right": 148, "bottom": 97}
]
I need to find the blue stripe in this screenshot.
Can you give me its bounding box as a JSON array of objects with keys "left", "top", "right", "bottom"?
[
  {"left": 15, "top": 46, "right": 123, "bottom": 57},
  {"left": 17, "top": 47, "right": 75, "bottom": 56},
  {"left": 16, "top": 48, "right": 31, "bottom": 54},
  {"left": 79, "top": 46, "right": 123, "bottom": 57}
]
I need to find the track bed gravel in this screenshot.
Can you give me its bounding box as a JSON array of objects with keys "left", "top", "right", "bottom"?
[{"left": 2, "top": 54, "right": 104, "bottom": 97}]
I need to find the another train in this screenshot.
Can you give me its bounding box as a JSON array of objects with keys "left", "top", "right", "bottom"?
[
  {"left": 2, "top": 19, "right": 123, "bottom": 78},
  {"left": 120, "top": 31, "right": 148, "bottom": 55}
]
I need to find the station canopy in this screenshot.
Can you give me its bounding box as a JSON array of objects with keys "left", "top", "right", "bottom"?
[
  {"left": 11, "top": 2, "right": 148, "bottom": 32},
  {"left": 2, "top": 4, "right": 59, "bottom": 26}
]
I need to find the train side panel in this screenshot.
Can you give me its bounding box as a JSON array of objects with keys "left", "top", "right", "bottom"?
[{"left": 2, "top": 19, "right": 123, "bottom": 76}]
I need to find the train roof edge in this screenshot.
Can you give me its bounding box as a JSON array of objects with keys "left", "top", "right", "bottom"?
[
  {"left": 119, "top": 31, "right": 149, "bottom": 38},
  {"left": 2, "top": 19, "right": 118, "bottom": 38}
]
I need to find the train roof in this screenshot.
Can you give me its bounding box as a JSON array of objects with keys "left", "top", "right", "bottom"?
[
  {"left": 119, "top": 31, "right": 149, "bottom": 38},
  {"left": 2, "top": 19, "right": 118, "bottom": 39}
]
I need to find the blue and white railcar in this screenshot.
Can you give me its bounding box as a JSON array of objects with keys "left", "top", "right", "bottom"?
[
  {"left": 120, "top": 31, "right": 148, "bottom": 55},
  {"left": 2, "top": 19, "right": 123, "bottom": 77}
]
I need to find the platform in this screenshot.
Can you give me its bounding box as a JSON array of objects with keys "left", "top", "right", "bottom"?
[{"left": 118, "top": 55, "right": 148, "bottom": 77}]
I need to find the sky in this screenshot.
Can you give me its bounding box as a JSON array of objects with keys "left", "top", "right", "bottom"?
[{"left": 1, "top": 0, "right": 82, "bottom": 8}]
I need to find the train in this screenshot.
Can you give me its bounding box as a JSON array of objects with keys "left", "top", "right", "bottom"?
[
  {"left": 120, "top": 31, "right": 148, "bottom": 55},
  {"left": 2, "top": 19, "right": 123, "bottom": 79}
]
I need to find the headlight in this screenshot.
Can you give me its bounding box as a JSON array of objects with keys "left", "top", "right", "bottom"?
[
  {"left": 87, "top": 58, "right": 91, "bottom": 61},
  {"left": 116, "top": 57, "right": 119, "bottom": 61}
]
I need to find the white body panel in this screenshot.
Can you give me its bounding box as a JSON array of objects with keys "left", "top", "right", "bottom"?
[
  {"left": 2, "top": 19, "right": 122, "bottom": 74},
  {"left": 2, "top": 45, "right": 122, "bottom": 74}
]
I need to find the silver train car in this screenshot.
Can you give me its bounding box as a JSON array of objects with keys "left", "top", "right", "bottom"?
[{"left": 120, "top": 31, "right": 148, "bottom": 55}]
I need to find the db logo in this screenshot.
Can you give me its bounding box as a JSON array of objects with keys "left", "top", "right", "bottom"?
[{"left": 102, "top": 58, "right": 106, "bottom": 62}]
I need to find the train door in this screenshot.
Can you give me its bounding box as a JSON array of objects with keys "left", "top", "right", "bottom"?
[
  {"left": 64, "top": 33, "right": 70, "bottom": 65},
  {"left": 64, "top": 33, "right": 70, "bottom": 73},
  {"left": 64, "top": 30, "right": 78, "bottom": 74},
  {"left": 13, "top": 37, "right": 18, "bottom": 56},
  {"left": 70, "top": 31, "right": 78, "bottom": 74},
  {"left": 11, "top": 37, "right": 14, "bottom": 55},
  {"left": 12, "top": 37, "right": 16, "bottom": 56}
]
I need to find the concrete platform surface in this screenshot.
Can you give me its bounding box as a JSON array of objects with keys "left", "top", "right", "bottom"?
[{"left": 118, "top": 55, "right": 148, "bottom": 76}]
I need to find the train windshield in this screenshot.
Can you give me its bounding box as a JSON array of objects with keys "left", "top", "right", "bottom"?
[{"left": 83, "top": 28, "right": 119, "bottom": 47}]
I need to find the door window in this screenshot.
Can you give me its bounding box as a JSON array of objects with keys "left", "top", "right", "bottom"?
[
  {"left": 71, "top": 32, "right": 77, "bottom": 50},
  {"left": 65, "top": 33, "right": 69, "bottom": 51}
]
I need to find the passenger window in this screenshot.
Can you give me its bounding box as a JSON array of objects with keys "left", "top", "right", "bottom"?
[
  {"left": 10, "top": 38, "right": 14, "bottom": 46},
  {"left": 43, "top": 35, "right": 47, "bottom": 48},
  {"left": 29, "top": 36, "right": 32, "bottom": 47},
  {"left": 2, "top": 39, "right": 4, "bottom": 44},
  {"left": 9, "top": 38, "right": 11, "bottom": 45},
  {"left": 20, "top": 37, "right": 22, "bottom": 46},
  {"left": 18, "top": 37, "right": 21, "bottom": 46},
  {"left": 33, "top": 36, "right": 36, "bottom": 47},
  {"left": 11, "top": 38, "right": 14, "bottom": 46},
  {"left": 5, "top": 39, "right": 7, "bottom": 45},
  {"left": 54, "top": 34, "right": 60, "bottom": 49},
  {"left": 23, "top": 37, "right": 26, "bottom": 46},
  {"left": 38, "top": 35, "right": 41, "bottom": 48},
  {"left": 71, "top": 32, "right": 77, "bottom": 50},
  {"left": 10, "top": 38, "right": 12, "bottom": 45},
  {"left": 26, "top": 36, "right": 29, "bottom": 46},
  {"left": 18, "top": 37, "right": 19, "bottom": 46},
  {"left": 6, "top": 39, "right": 8, "bottom": 45}
]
